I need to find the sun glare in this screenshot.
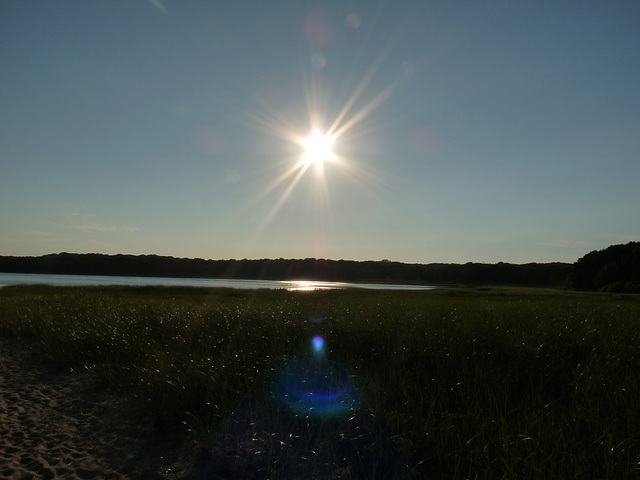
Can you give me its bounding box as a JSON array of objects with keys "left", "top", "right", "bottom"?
[
  {"left": 302, "top": 130, "right": 334, "bottom": 167},
  {"left": 236, "top": 29, "right": 405, "bottom": 249}
]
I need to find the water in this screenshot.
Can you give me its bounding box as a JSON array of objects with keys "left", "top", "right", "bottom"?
[{"left": 0, "top": 272, "right": 436, "bottom": 291}]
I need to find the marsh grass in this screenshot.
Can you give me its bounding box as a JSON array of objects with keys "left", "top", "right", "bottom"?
[{"left": 1, "top": 285, "right": 639, "bottom": 478}]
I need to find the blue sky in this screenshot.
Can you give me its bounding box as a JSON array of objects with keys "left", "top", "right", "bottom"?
[{"left": 1, "top": 0, "right": 639, "bottom": 264}]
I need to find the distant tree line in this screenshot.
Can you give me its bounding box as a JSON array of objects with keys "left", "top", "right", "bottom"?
[
  {"left": 571, "top": 242, "right": 640, "bottom": 293},
  {"left": 0, "top": 252, "right": 573, "bottom": 287}
]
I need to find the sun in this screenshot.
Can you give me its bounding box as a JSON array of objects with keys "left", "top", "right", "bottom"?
[{"left": 302, "top": 130, "right": 334, "bottom": 167}]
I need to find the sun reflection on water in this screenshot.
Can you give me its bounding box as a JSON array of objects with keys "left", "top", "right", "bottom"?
[{"left": 284, "top": 280, "right": 346, "bottom": 291}]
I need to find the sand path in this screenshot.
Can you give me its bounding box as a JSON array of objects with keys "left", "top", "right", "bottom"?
[{"left": 0, "top": 338, "right": 188, "bottom": 480}]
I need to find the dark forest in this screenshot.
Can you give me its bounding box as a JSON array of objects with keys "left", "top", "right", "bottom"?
[
  {"left": 2, "top": 243, "right": 638, "bottom": 290},
  {"left": 0, "top": 253, "right": 571, "bottom": 287}
]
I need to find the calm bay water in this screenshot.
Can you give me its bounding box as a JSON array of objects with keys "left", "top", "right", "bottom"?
[{"left": 0, "top": 272, "right": 436, "bottom": 291}]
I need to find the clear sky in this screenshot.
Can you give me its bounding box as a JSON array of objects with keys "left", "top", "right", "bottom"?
[{"left": 2, "top": 1, "right": 639, "bottom": 264}]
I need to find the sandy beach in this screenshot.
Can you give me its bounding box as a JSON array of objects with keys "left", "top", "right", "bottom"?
[{"left": 0, "top": 338, "right": 189, "bottom": 480}]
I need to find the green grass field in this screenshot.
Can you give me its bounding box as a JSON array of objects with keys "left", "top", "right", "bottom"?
[{"left": 1, "top": 285, "right": 639, "bottom": 478}]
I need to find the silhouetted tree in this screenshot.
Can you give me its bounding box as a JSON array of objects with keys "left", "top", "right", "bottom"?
[{"left": 572, "top": 242, "right": 640, "bottom": 292}]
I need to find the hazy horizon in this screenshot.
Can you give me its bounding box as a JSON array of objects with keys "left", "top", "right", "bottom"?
[{"left": 2, "top": 1, "right": 639, "bottom": 264}]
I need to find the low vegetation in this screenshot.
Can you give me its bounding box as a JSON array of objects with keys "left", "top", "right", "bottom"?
[{"left": 1, "top": 285, "right": 639, "bottom": 478}]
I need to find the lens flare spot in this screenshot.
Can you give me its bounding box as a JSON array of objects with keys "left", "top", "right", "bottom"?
[
  {"left": 311, "top": 51, "right": 327, "bottom": 69},
  {"left": 274, "top": 357, "right": 358, "bottom": 418},
  {"left": 312, "top": 336, "right": 325, "bottom": 354},
  {"left": 346, "top": 13, "right": 361, "bottom": 29},
  {"left": 304, "top": 11, "right": 334, "bottom": 47}
]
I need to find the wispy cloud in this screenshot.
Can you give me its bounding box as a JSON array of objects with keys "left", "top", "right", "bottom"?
[
  {"left": 28, "top": 230, "right": 63, "bottom": 244},
  {"left": 535, "top": 234, "right": 640, "bottom": 251},
  {"left": 74, "top": 223, "right": 118, "bottom": 234},
  {"left": 535, "top": 239, "right": 596, "bottom": 249},
  {"left": 0, "top": 235, "right": 19, "bottom": 243},
  {"left": 64, "top": 213, "right": 140, "bottom": 236},
  {"left": 29, "top": 230, "right": 57, "bottom": 238},
  {"left": 594, "top": 233, "right": 640, "bottom": 243}
]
